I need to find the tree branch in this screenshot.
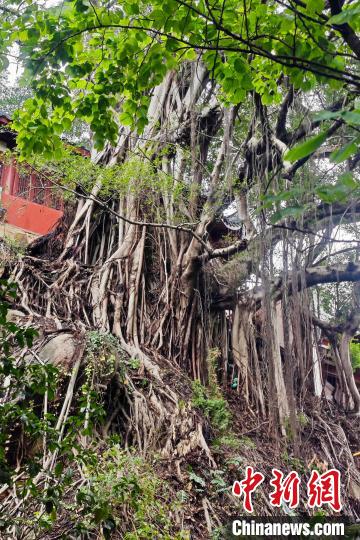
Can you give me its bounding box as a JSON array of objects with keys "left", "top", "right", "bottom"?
[
  {"left": 329, "top": 0, "right": 360, "bottom": 60},
  {"left": 276, "top": 84, "right": 294, "bottom": 142},
  {"left": 198, "top": 238, "right": 248, "bottom": 263},
  {"left": 212, "top": 262, "right": 360, "bottom": 310},
  {"left": 274, "top": 262, "right": 360, "bottom": 302},
  {"left": 266, "top": 199, "right": 360, "bottom": 250},
  {"left": 290, "top": 99, "right": 345, "bottom": 144}
]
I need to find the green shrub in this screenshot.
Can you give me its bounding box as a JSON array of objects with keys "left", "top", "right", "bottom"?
[
  {"left": 76, "top": 445, "right": 189, "bottom": 539},
  {"left": 350, "top": 341, "right": 360, "bottom": 371},
  {"left": 212, "top": 434, "right": 242, "bottom": 450},
  {"left": 192, "top": 379, "right": 231, "bottom": 432}
]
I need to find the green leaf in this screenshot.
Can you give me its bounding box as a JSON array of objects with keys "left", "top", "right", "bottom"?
[
  {"left": 62, "top": 117, "right": 73, "bottom": 132},
  {"left": 75, "top": 80, "right": 88, "bottom": 90},
  {"left": 328, "top": 5, "right": 360, "bottom": 24},
  {"left": 54, "top": 462, "right": 64, "bottom": 477},
  {"left": 233, "top": 58, "right": 246, "bottom": 73},
  {"left": 315, "top": 175, "right": 357, "bottom": 203},
  {"left": 338, "top": 172, "right": 358, "bottom": 190},
  {"left": 330, "top": 139, "right": 358, "bottom": 163},
  {"left": 270, "top": 206, "right": 304, "bottom": 224},
  {"left": 341, "top": 110, "right": 360, "bottom": 125},
  {"left": 260, "top": 187, "right": 302, "bottom": 208},
  {"left": 306, "top": 0, "right": 325, "bottom": 13},
  {"left": 75, "top": 0, "right": 90, "bottom": 12},
  {"left": 119, "top": 111, "right": 134, "bottom": 126},
  {"left": 285, "top": 131, "right": 328, "bottom": 162},
  {"left": 188, "top": 471, "right": 206, "bottom": 487},
  {"left": 313, "top": 110, "right": 341, "bottom": 121}
]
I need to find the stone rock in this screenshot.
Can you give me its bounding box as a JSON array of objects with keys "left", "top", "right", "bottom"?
[
  {"left": 6, "top": 309, "right": 25, "bottom": 322},
  {"left": 37, "top": 333, "right": 77, "bottom": 369}
]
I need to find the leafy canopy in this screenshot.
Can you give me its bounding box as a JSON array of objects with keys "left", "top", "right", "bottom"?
[{"left": 0, "top": 0, "right": 359, "bottom": 156}]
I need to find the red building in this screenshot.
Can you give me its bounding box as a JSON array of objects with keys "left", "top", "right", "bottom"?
[{"left": 0, "top": 113, "right": 89, "bottom": 237}]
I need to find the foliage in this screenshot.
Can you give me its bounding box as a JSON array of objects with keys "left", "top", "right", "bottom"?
[
  {"left": 260, "top": 170, "right": 360, "bottom": 224},
  {"left": 0, "top": 283, "right": 188, "bottom": 538},
  {"left": 286, "top": 108, "right": 360, "bottom": 166},
  {"left": 0, "top": 280, "right": 40, "bottom": 485},
  {"left": 192, "top": 379, "right": 231, "bottom": 433},
  {"left": 0, "top": 0, "right": 359, "bottom": 237},
  {"left": 191, "top": 349, "right": 231, "bottom": 432},
  {"left": 0, "top": 0, "right": 358, "bottom": 157},
  {"left": 0, "top": 73, "right": 90, "bottom": 148},
  {"left": 86, "top": 330, "right": 119, "bottom": 373},
  {"left": 285, "top": 131, "right": 329, "bottom": 162},
  {"left": 0, "top": 284, "right": 97, "bottom": 533},
  {"left": 0, "top": 234, "right": 26, "bottom": 256},
  {"left": 18, "top": 148, "right": 186, "bottom": 217},
  {"left": 280, "top": 451, "right": 306, "bottom": 474},
  {"left": 212, "top": 433, "right": 243, "bottom": 450},
  {"left": 0, "top": 74, "right": 31, "bottom": 117},
  {"left": 315, "top": 281, "right": 355, "bottom": 325},
  {"left": 188, "top": 469, "right": 206, "bottom": 489},
  {"left": 350, "top": 341, "right": 360, "bottom": 371},
  {"left": 75, "top": 445, "right": 189, "bottom": 539}
]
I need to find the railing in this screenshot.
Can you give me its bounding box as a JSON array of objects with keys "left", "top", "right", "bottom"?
[
  {"left": 0, "top": 161, "right": 64, "bottom": 235},
  {"left": 10, "top": 168, "right": 63, "bottom": 211}
]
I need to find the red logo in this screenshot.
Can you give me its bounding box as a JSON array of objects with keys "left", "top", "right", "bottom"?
[
  {"left": 232, "top": 468, "right": 342, "bottom": 513},
  {"left": 307, "top": 469, "right": 342, "bottom": 512},
  {"left": 232, "top": 466, "right": 265, "bottom": 513},
  {"left": 269, "top": 468, "right": 300, "bottom": 509}
]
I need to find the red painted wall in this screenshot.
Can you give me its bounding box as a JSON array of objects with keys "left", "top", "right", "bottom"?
[
  {"left": 1, "top": 193, "right": 63, "bottom": 235},
  {"left": 0, "top": 118, "right": 88, "bottom": 236},
  {"left": 0, "top": 162, "right": 63, "bottom": 235}
]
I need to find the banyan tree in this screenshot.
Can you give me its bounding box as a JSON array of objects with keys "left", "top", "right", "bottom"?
[{"left": 0, "top": 0, "right": 360, "bottom": 536}]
